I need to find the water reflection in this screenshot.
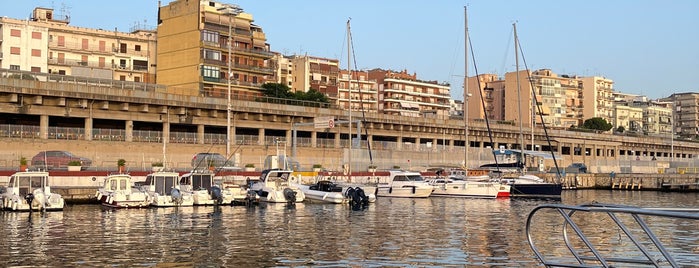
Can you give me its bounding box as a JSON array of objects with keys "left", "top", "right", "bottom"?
[{"left": 0, "top": 190, "right": 697, "bottom": 267}]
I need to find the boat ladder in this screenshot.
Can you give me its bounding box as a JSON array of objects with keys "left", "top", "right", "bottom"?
[{"left": 526, "top": 202, "right": 699, "bottom": 268}]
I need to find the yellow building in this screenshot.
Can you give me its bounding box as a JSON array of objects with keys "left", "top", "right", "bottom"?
[
  {"left": 369, "top": 69, "right": 451, "bottom": 118},
  {"left": 157, "top": 0, "right": 275, "bottom": 97},
  {"left": 0, "top": 7, "right": 155, "bottom": 82},
  {"left": 338, "top": 70, "right": 378, "bottom": 112},
  {"left": 290, "top": 55, "right": 339, "bottom": 96},
  {"left": 581, "top": 76, "right": 615, "bottom": 124}
]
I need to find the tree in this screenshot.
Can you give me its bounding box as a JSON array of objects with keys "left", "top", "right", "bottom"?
[
  {"left": 582, "top": 117, "right": 613, "bottom": 132},
  {"left": 615, "top": 126, "right": 625, "bottom": 133},
  {"left": 261, "top": 83, "right": 293, "bottom": 99}
]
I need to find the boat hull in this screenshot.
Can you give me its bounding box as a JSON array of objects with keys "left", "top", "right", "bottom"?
[
  {"left": 509, "top": 183, "right": 562, "bottom": 199},
  {"left": 430, "top": 183, "right": 501, "bottom": 199},
  {"left": 376, "top": 185, "right": 432, "bottom": 198},
  {"left": 96, "top": 191, "right": 150, "bottom": 209}
]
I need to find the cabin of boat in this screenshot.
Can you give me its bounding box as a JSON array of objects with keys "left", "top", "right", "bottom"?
[
  {"left": 1, "top": 171, "right": 64, "bottom": 211},
  {"left": 179, "top": 170, "right": 237, "bottom": 205},
  {"left": 249, "top": 169, "right": 305, "bottom": 203},
  {"left": 142, "top": 171, "right": 193, "bottom": 206},
  {"left": 376, "top": 170, "right": 433, "bottom": 198},
  {"left": 95, "top": 174, "right": 150, "bottom": 208}
]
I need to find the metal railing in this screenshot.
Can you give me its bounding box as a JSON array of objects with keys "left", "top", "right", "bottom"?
[{"left": 527, "top": 203, "right": 699, "bottom": 267}]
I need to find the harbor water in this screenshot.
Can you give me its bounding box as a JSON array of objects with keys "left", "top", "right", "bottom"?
[{"left": 1, "top": 190, "right": 698, "bottom": 267}]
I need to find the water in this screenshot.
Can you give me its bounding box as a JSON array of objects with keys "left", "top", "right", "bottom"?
[{"left": 1, "top": 190, "right": 698, "bottom": 267}]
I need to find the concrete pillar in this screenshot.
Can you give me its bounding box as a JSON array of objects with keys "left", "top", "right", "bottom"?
[
  {"left": 415, "top": 138, "right": 421, "bottom": 151},
  {"left": 334, "top": 131, "right": 341, "bottom": 148},
  {"left": 39, "top": 115, "right": 48, "bottom": 139},
  {"left": 397, "top": 136, "right": 403, "bottom": 150},
  {"left": 258, "top": 128, "right": 265, "bottom": 146},
  {"left": 368, "top": 134, "right": 373, "bottom": 150},
  {"left": 285, "top": 130, "right": 291, "bottom": 144},
  {"left": 432, "top": 138, "right": 437, "bottom": 151},
  {"left": 125, "top": 120, "right": 133, "bottom": 142},
  {"left": 162, "top": 121, "right": 170, "bottom": 145},
  {"left": 197, "top": 124, "right": 205, "bottom": 144},
  {"left": 311, "top": 131, "right": 317, "bottom": 148},
  {"left": 84, "top": 117, "right": 93, "bottom": 141}
]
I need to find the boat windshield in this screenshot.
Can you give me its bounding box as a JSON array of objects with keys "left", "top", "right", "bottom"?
[{"left": 407, "top": 175, "right": 424, "bottom": 182}]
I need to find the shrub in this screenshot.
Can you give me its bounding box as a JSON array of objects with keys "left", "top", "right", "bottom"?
[
  {"left": 245, "top": 163, "right": 255, "bottom": 168},
  {"left": 68, "top": 160, "right": 82, "bottom": 166},
  {"left": 117, "top": 159, "right": 126, "bottom": 166},
  {"left": 20, "top": 157, "right": 28, "bottom": 166},
  {"left": 151, "top": 162, "right": 163, "bottom": 167}
]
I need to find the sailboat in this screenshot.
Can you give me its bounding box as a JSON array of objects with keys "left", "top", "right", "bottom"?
[
  {"left": 427, "top": 6, "right": 510, "bottom": 199},
  {"left": 498, "top": 23, "right": 562, "bottom": 199}
]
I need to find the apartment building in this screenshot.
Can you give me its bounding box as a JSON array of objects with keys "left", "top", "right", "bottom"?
[
  {"left": 157, "top": 0, "right": 274, "bottom": 97},
  {"left": 338, "top": 69, "right": 378, "bottom": 112},
  {"left": 465, "top": 73, "right": 502, "bottom": 121},
  {"left": 368, "top": 69, "right": 451, "bottom": 118},
  {"left": 581, "top": 76, "right": 615, "bottom": 124},
  {"left": 290, "top": 55, "right": 339, "bottom": 96},
  {"left": 0, "top": 7, "right": 155, "bottom": 82},
  {"left": 661, "top": 92, "right": 699, "bottom": 139}
]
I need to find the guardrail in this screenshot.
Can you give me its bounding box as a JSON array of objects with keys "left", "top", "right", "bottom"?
[{"left": 527, "top": 203, "right": 699, "bottom": 267}]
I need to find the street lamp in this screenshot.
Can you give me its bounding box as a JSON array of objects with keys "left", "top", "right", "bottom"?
[{"left": 218, "top": 6, "right": 237, "bottom": 158}]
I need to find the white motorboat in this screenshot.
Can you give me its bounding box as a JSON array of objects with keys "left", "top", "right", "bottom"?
[
  {"left": 294, "top": 180, "right": 375, "bottom": 205},
  {"left": 141, "top": 171, "right": 194, "bottom": 207},
  {"left": 428, "top": 177, "right": 509, "bottom": 199},
  {"left": 248, "top": 169, "right": 305, "bottom": 203},
  {"left": 179, "top": 170, "right": 235, "bottom": 206},
  {"left": 376, "top": 170, "right": 433, "bottom": 198},
  {"left": 95, "top": 173, "right": 151, "bottom": 208},
  {"left": 1, "top": 171, "right": 64, "bottom": 211}
]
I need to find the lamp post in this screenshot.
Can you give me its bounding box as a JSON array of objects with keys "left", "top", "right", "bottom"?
[{"left": 218, "top": 6, "right": 235, "bottom": 158}]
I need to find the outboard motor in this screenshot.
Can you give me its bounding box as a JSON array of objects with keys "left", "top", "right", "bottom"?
[
  {"left": 25, "top": 193, "right": 35, "bottom": 207},
  {"left": 171, "top": 188, "right": 183, "bottom": 205},
  {"left": 283, "top": 188, "right": 297, "bottom": 204},
  {"left": 211, "top": 186, "right": 223, "bottom": 205},
  {"left": 355, "top": 187, "right": 369, "bottom": 207}
]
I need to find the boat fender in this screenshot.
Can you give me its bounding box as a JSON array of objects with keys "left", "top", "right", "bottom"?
[
  {"left": 171, "top": 188, "right": 183, "bottom": 205},
  {"left": 388, "top": 187, "right": 392, "bottom": 194},
  {"left": 412, "top": 186, "right": 416, "bottom": 194}
]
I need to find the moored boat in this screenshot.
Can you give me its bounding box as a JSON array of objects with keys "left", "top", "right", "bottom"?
[
  {"left": 179, "top": 170, "right": 234, "bottom": 206},
  {"left": 141, "top": 171, "right": 194, "bottom": 207},
  {"left": 295, "top": 180, "right": 375, "bottom": 206},
  {"left": 428, "top": 177, "right": 508, "bottom": 199},
  {"left": 1, "top": 171, "right": 64, "bottom": 211},
  {"left": 501, "top": 173, "right": 562, "bottom": 199},
  {"left": 248, "top": 169, "right": 305, "bottom": 203},
  {"left": 95, "top": 173, "right": 150, "bottom": 208},
  {"left": 376, "top": 170, "right": 433, "bottom": 198}
]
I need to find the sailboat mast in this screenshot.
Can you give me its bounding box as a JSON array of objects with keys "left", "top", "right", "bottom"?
[
  {"left": 463, "top": 6, "right": 469, "bottom": 170},
  {"left": 347, "top": 19, "right": 353, "bottom": 181},
  {"left": 514, "top": 23, "right": 526, "bottom": 171}
]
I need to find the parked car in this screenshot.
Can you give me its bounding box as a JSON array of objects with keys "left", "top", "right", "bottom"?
[
  {"left": 566, "top": 163, "right": 588, "bottom": 173},
  {"left": 31, "top": 150, "right": 92, "bottom": 169},
  {"left": 191, "top": 153, "right": 233, "bottom": 169}
]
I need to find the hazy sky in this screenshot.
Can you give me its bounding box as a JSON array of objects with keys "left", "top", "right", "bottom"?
[{"left": 3, "top": 0, "right": 698, "bottom": 100}]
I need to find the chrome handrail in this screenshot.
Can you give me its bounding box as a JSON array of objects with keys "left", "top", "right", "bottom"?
[{"left": 527, "top": 202, "right": 699, "bottom": 268}]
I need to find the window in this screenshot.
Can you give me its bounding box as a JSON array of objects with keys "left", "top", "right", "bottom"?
[
  {"left": 120, "top": 43, "right": 127, "bottom": 53},
  {"left": 31, "top": 49, "right": 41, "bottom": 57},
  {"left": 119, "top": 75, "right": 126, "bottom": 81},
  {"left": 58, "top": 36, "right": 65, "bottom": 47},
  {"left": 32, "top": 32, "right": 42, "bottom": 39},
  {"left": 135, "top": 45, "right": 141, "bottom": 51},
  {"left": 81, "top": 55, "right": 88, "bottom": 66},
  {"left": 202, "top": 66, "right": 220, "bottom": 79},
  {"left": 201, "top": 30, "right": 218, "bottom": 43},
  {"left": 82, "top": 39, "right": 88, "bottom": 50},
  {"left": 99, "top": 40, "right": 106, "bottom": 52},
  {"left": 58, "top": 70, "right": 66, "bottom": 75},
  {"left": 134, "top": 77, "right": 140, "bottom": 82},
  {"left": 10, "top": 47, "right": 20, "bottom": 55},
  {"left": 10, "top": 29, "right": 21, "bottom": 37},
  {"left": 203, "top": 49, "right": 220, "bottom": 60},
  {"left": 119, "top": 59, "right": 127, "bottom": 69},
  {"left": 98, "top": 57, "right": 105, "bottom": 68},
  {"left": 10, "top": 65, "right": 20, "bottom": 70}
]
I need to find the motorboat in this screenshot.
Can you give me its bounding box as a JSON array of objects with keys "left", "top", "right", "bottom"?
[
  {"left": 248, "top": 169, "right": 305, "bottom": 203},
  {"left": 428, "top": 177, "right": 510, "bottom": 199},
  {"left": 179, "top": 170, "right": 235, "bottom": 206},
  {"left": 1, "top": 171, "right": 64, "bottom": 211},
  {"left": 95, "top": 173, "right": 151, "bottom": 208},
  {"left": 376, "top": 170, "right": 433, "bottom": 198},
  {"left": 141, "top": 171, "right": 194, "bottom": 207},
  {"left": 294, "top": 180, "right": 375, "bottom": 206},
  {"left": 500, "top": 173, "right": 562, "bottom": 199}
]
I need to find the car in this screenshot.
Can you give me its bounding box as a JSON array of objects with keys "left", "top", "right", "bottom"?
[
  {"left": 31, "top": 150, "right": 92, "bottom": 169},
  {"left": 191, "top": 153, "right": 233, "bottom": 169},
  {"left": 567, "top": 163, "right": 588, "bottom": 173}
]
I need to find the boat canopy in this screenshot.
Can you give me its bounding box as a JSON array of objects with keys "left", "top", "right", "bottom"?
[{"left": 492, "top": 149, "right": 561, "bottom": 160}]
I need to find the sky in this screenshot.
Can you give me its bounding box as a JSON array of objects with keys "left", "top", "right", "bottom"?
[{"left": 2, "top": 0, "right": 698, "bottom": 100}]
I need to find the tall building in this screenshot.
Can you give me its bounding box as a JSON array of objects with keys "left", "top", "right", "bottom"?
[
  {"left": 368, "top": 69, "right": 451, "bottom": 118},
  {"left": 661, "top": 92, "right": 699, "bottom": 139},
  {"left": 289, "top": 55, "right": 339, "bottom": 96},
  {"left": 338, "top": 69, "right": 378, "bottom": 112},
  {"left": 581, "top": 76, "right": 615, "bottom": 124},
  {"left": 157, "top": 0, "right": 275, "bottom": 97},
  {"left": 465, "top": 73, "right": 502, "bottom": 121},
  {"left": 0, "top": 7, "right": 155, "bottom": 82}
]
